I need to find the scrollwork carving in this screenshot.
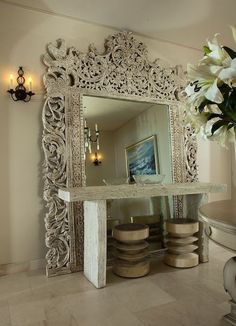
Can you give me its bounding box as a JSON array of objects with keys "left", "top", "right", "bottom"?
[
  {"left": 42, "top": 31, "right": 198, "bottom": 275},
  {"left": 184, "top": 125, "right": 198, "bottom": 183}
]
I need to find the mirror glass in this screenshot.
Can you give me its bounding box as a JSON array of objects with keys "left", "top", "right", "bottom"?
[{"left": 83, "top": 95, "right": 173, "bottom": 227}]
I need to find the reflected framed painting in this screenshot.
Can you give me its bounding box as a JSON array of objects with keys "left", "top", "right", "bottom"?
[{"left": 125, "top": 135, "right": 158, "bottom": 182}]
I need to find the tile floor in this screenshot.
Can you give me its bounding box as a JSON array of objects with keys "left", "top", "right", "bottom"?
[{"left": 0, "top": 242, "right": 234, "bottom": 326}]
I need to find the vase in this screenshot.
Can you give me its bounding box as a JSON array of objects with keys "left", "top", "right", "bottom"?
[
  {"left": 223, "top": 257, "right": 236, "bottom": 325},
  {"left": 231, "top": 142, "right": 236, "bottom": 201},
  {"left": 223, "top": 142, "right": 236, "bottom": 325}
]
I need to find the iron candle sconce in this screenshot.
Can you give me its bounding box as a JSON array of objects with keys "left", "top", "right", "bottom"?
[
  {"left": 7, "top": 67, "right": 35, "bottom": 102},
  {"left": 92, "top": 152, "right": 102, "bottom": 166}
]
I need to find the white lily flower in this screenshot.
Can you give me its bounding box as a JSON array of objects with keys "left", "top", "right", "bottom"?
[
  {"left": 185, "top": 107, "right": 209, "bottom": 132},
  {"left": 186, "top": 64, "right": 223, "bottom": 105},
  {"left": 185, "top": 26, "right": 236, "bottom": 148},
  {"left": 201, "top": 34, "right": 231, "bottom": 67},
  {"left": 205, "top": 79, "right": 224, "bottom": 103},
  {"left": 218, "top": 57, "right": 236, "bottom": 82},
  {"left": 187, "top": 63, "right": 216, "bottom": 82},
  {"left": 185, "top": 86, "right": 205, "bottom": 108},
  {"left": 230, "top": 25, "right": 236, "bottom": 43},
  {"left": 185, "top": 83, "right": 195, "bottom": 96},
  {"left": 207, "top": 103, "right": 222, "bottom": 114}
]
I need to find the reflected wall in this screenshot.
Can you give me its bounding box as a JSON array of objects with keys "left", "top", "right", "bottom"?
[{"left": 84, "top": 95, "right": 173, "bottom": 221}]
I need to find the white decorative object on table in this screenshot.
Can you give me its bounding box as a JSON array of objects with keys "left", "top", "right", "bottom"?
[
  {"left": 133, "top": 174, "right": 165, "bottom": 184},
  {"left": 102, "top": 178, "right": 130, "bottom": 186}
]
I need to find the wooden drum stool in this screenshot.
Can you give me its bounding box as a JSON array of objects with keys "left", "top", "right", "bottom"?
[
  {"left": 113, "top": 223, "right": 150, "bottom": 278},
  {"left": 164, "top": 218, "right": 199, "bottom": 268}
]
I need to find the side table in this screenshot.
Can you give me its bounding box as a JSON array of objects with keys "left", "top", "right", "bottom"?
[{"left": 199, "top": 200, "right": 236, "bottom": 325}]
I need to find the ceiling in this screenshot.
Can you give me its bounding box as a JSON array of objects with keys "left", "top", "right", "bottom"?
[
  {"left": 83, "top": 96, "right": 154, "bottom": 131},
  {"left": 3, "top": 0, "right": 236, "bottom": 49}
]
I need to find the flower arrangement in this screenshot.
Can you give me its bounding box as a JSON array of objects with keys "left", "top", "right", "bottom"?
[{"left": 185, "top": 26, "right": 236, "bottom": 146}]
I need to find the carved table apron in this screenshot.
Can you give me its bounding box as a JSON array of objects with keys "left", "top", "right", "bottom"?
[{"left": 198, "top": 200, "right": 236, "bottom": 325}]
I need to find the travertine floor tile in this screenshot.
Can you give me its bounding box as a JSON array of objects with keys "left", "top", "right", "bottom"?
[
  {"left": 9, "top": 299, "right": 47, "bottom": 326},
  {"left": 99, "top": 306, "right": 145, "bottom": 326},
  {"left": 16, "top": 323, "right": 44, "bottom": 326},
  {"left": 135, "top": 297, "right": 230, "bottom": 326},
  {"left": 44, "top": 296, "right": 75, "bottom": 325},
  {"left": 0, "top": 241, "right": 233, "bottom": 326},
  {"left": 65, "top": 290, "right": 126, "bottom": 323},
  {"left": 135, "top": 300, "right": 199, "bottom": 326},
  {"left": 43, "top": 316, "right": 78, "bottom": 326},
  {"left": 0, "top": 302, "right": 11, "bottom": 326},
  {"left": 107, "top": 277, "right": 175, "bottom": 313},
  {"left": 0, "top": 272, "right": 30, "bottom": 300}
]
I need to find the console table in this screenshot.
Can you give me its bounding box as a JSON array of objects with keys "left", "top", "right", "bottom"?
[
  {"left": 58, "top": 182, "right": 226, "bottom": 288},
  {"left": 199, "top": 200, "right": 236, "bottom": 325}
]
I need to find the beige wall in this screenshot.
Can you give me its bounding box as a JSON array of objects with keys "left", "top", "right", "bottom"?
[
  {"left": 113, "top": 104, "right": 172, "bottom": 182},
  {"left": 112, "top": 104, "right": 172, "bottom": 221},
  {"left": 85, "top": 131, "right": 116, "bottom": 186},
  {"left": 0, "top": 1, "right": 231, "bottom": 265}
]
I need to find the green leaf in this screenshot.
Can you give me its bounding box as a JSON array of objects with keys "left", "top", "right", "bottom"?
[
  {"left": 203, "top": 45, "right": 211, "bottom": 55},
  {"left": 211, "top": 120, "right": 228, "bottom": 135},
  {"left": 227, "top": 89, "right": 236, "bottom": 112},
  {"left": 218, "top": 88, "right": 236, "bottom": 122},
  {"left": 207, "top": 113, "right": 224, "bottom": 120},
  {"left": 223, "top": 46, "right": 236, "bottom": 59},
  {"left": 198, "top": 99, "right": 215, "bottom": 113},
  {"left": 227, "top": 123, "right": 234, "bottom": 130}
]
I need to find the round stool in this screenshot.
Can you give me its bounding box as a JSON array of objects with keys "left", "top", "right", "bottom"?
[
  {"left": 113, "top": 223, "right": 150, "bottom": 278},
  {"left": 164, "top": 218, "right": 199, "bottom": 268}
]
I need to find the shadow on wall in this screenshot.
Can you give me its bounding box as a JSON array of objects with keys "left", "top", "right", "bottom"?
[{"left": 0, "top": 0, "right": 54, "bottom": 266}]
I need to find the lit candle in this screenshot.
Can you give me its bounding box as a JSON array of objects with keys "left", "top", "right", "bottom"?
[
  {"left": 95, "top": 123, "right": 98, "bottom": 131},
  {"left": 28, "top": 76, "right": 32, "bottom": 92},
  {"left": 84, "top": 119, "right": 87, "bottom": 128},
  {"left": 9, "top": 74, "right": 13, "bottom": 89}
]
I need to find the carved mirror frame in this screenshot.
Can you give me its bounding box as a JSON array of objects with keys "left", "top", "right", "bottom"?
[{"left": 42, "top": 31, "right": 198, "bottom": 276}]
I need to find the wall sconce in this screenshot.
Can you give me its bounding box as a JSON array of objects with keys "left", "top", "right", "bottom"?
[
  {"left": 91, "top": 152, "right": 102, "bottom": 166},
  {"left": 7, "top": 66, "right": 35, "bottom": 102}
]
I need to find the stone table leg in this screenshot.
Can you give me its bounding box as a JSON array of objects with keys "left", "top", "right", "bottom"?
[
  {"left": 183, "top": 193, "right": 209, "bottom": 263},
  {"left": 224, "top": 257, "right": 236, "bottom": 325},
  {"left": 84, "top": 200, "right": 107, "bottom": 288}
]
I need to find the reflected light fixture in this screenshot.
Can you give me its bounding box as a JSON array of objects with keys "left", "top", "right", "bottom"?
[
  {"left": 7, "top": 66, "right": 35, "bottom": 102},
  {"left": 84, "top": 119, "right": 100, "bottom": 153},
  {"left": 92, "top": 152, "right": 102, "bottom": 166}
]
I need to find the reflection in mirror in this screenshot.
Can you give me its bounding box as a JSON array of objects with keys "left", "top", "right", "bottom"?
[{"left": 83, "top": 95, "right": 174, "bottom": 246}]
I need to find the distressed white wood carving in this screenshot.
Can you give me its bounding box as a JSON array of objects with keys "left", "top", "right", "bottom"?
[{"left": 42, "top": 31, "right": 198, "bottom": 276}]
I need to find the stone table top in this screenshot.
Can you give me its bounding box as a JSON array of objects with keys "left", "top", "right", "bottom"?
[{"left": 58, "top": 182, "right": 227, "bottom": 202}]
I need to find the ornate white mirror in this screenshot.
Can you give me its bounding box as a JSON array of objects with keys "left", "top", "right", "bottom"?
[{"left": 42, "top": 31, "right": 197, "bottom": 276}]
